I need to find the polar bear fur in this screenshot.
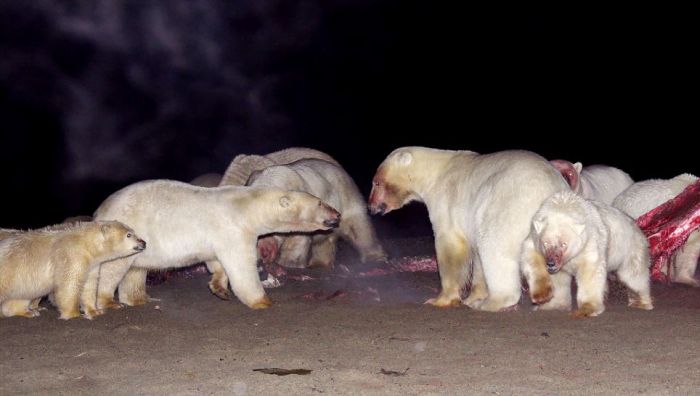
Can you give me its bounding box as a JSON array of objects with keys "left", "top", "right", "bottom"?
[
  {"left": 368, "top": 147, "right": 569, "bottom": 311},
  {"left": 220, "top": 147, "right": 340, "bottom": 186},
  {"left": 613, "top": 173, "right": 700, "bottom": 286},
  {"left": 84, "top": 180, "right": 341, "bottom": 317},
  {"left": 189, "top": 173, "right": 223, "bottom": 188},
  {"left": 0, "top": 221, "right": 145, "bottom": 319},
  {"left": 521, "top": 191, "right": 652, "bottom": 317},
  {"left": 206, "top": 159, "right": 387, "bottom": 299},
  {"left": 206, "top": 148, "right": 342, "bottom": 299},
  {"left": 550, "top": 160, "right": 634, "bottom": 204}
]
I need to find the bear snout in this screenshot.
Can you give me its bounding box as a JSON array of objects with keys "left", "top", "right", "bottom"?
[
  {"left": 323, "top": 211, "right": 341, "bottom": 228},
  {"left": 134, "top": 239, "right": 147, "bottom": 251},
  {"left": 368, "top": 202, "right": 387, "bottom": 216}
]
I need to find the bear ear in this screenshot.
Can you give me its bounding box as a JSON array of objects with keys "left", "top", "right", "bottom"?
[
  {"left": 533, "top": 218, "right": 545, "bottom": 234},
  {"left": 573, "top": 162, "right": 583, "bottom": 173},
  {"left": 100, "top": 223, "right": 112, "bottom": 238},
  {"left": 246, "top": 169, "right": 263, "bottom": 185},
  {"left": 279, "top": 195, "right": 291, "bottom": 208},
  {"left": 396, "top": 151, "right": 413, "bottom": 166}
]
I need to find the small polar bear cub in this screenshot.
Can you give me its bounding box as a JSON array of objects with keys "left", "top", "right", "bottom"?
[
  {"left": 521, "top": 190, "right": 652, "bottom": 317},
  {"left": 0, "top": 221, "right": 146, "bottom": 319}
]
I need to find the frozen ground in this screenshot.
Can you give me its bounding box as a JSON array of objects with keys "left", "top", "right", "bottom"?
[{"left": 2, "top": 237, "right": 700, "bottom": 395}]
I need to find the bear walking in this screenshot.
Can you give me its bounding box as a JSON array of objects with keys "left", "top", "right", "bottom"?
[
  {"left": 521, "top": 191, "right": 653, "bottom": 317},
  {"left": 0, "top": 221, "right": 145, "bottom": 319},
  {"left": 84, "top": 180, "right": 340, "bottom": 317}
]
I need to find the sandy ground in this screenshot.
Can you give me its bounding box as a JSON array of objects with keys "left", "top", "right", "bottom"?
[{"left": 2, "top": 237, "right": 700, "bottom": 395}]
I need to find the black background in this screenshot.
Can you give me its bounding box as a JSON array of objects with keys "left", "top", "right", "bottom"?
[{"left": 0, "top": 2, "right": 695, "bottom": 232}]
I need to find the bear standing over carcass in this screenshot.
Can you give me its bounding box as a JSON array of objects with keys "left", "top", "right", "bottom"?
[
  {"left": 613, "top": 173, "right": 700, "bottom": 286},
  {"left": 369, "top": 147, "right": 568, "bottom": 311}
]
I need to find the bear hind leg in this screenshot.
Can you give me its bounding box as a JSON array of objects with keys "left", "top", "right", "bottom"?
[
  {"left": 206, "top": 260, "right": 232, "bottom": 300},
  {"left": 1, "top": 299, "right": 40, "bottom": 318},
  {"left": 617, "top": 253, "right": 653, "bottom": 310},
  {"left": 671, "top": 231, "right": 700, "bottom": 287},
  {"left": 118, "top": 267, "right": 151, "bottom": 306}
]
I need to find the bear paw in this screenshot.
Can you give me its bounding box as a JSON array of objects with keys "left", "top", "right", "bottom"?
[
  {"left": 424, "top": 296, "right": 461, "bottom": 308},
  {"left": 571, "top": 303, "right": 603, "bottom": 318},
  {"left": 249, "top": 295, "right": 273, "bottom": 309},
  {"left": 208, "top": 282, "right": 232, "bottom": 300},
  {"left": 530, "top": 281, "right": 553, "bottom": 305},
  {"left": 58, "top": 310, "right": 81, "bottom": 320}
]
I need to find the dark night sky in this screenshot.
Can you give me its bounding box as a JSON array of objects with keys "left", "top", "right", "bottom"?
[{"left": 0, "top": 2, "right": 696, "bottom": 230}]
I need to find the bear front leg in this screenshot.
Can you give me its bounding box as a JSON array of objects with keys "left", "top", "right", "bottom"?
[
  {"left": 463, "top": 254, "right": 488, "bottom": 308},
  {"left": 571, "top": 259, "right": 607, "bottom": 318},
  {"left": 308, "top": 234, "right": 338, "bottom": 268},
  {"left": 426, "top": 231, "right": 469, "bottom": 308},
  {"left": 1, "top": 300, "right": 39, "bottom": 318},
  {"left": 80, "top": 265, "right": 103, "bottom": 319},
  {"left": 520, "top": 238, "right": 553, "bottom": 305},
  {"left": 277, "top": 235, "right": 311, "bottom": 268},
  {"left": 216, "top": 238, "right": 271, "bottom": 309},
  {"left": 118, "top": 267, "right": 151, "bottom": 306},
  {"left": 55, "top": 264, "right": 88, "bottom": 320},
  {"left": 206, "top": 260, "right": 232, "bottom": 300},
  {"left": 536, "top": 271, "right": 572, "bottom": 311},
  {"left": 95, "top": 257, "right": 134, "bottom": 311}
]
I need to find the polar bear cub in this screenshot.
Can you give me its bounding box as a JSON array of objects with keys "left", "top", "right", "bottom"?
[
  {"left": 0, "top": 221, "right": 145, "bottom": 319},
  {"left": 521, "top": 190, "right": 653, "bottom": 317}
]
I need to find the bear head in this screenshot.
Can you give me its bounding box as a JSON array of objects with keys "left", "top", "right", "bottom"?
[
  {"left": 253, "top": 189, "right": 341, "bottom": 234},
  {"left": 368, "top": 148, "right": 420, "bottom": 215},
  {"left": 531, "top": 192, "right": 588, "bottom": 274},
  {"left": 97, "top": 220, "right": 147, "bottom": 258}
]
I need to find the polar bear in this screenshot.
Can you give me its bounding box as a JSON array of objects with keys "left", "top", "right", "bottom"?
[
  {"left": 220, "top": 147, "right": 340, "bottom": 186},
  {"left": 0, "top": 221, "right": 145, "bottom": 319},
  {"left": 613, "top": 173, "right": 700, "bottom": 286},
  {"left": 206, "top": 159, "right": 387, "bottom": 299},
  {"left": 189, "top": 173, "right": 223, "bottom": 187},
  {"left": 82, "top": 180, "right": 341, "bottom": 317},
  {"left": 205, "top": 148, "right": 342, "bottom": 299},
  {"left": 521, "top": 191, "right": 653, "bottom": 317},
  {"left": 368, "top": 147, "right": 569, "bottom": 311},
  {"left": 550, "top": 160, "right": 634, "bottom": 204}
]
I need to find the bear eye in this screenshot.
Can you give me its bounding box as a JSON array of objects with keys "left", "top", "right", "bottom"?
[
  {"left": 561, "top": 242, "right": 567, "bottom": 248},
  {"left": 127, "top": 233, "right": 132, "bottom": 238}
]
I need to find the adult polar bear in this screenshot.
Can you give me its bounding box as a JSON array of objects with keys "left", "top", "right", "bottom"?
[
  {"left": 369, "top": 147, "right": 569, "bottom": 311},
  {"left": 613, "top": 173, "right": 700, "bottom": 286},
  {"left": 83, "top": 180, "right": 341, "bottom": 317}
]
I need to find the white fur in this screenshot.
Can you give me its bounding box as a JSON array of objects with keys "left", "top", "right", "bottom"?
[
  {"left": 369, "top": 147, "right": 569, "bottom": 311},
  {"left": 577, "top": 164, "right": 634, "bottom": 204},
  {"left": 521, "top": 191, "right": 652, "bottom": 316},
  {"left": 613, "top": 173, "right": 700, "bottom": 286},
  {"left": 82, "top": 180, "right": 340, "bottom": 316}
]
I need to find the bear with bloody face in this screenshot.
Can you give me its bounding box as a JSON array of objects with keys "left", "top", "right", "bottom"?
[
  {"left": 369, "top": 146, "right": 569, "bottom": 311},
  {"left": 521, "top": 190, "right": 653, "bottom": 317}
]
